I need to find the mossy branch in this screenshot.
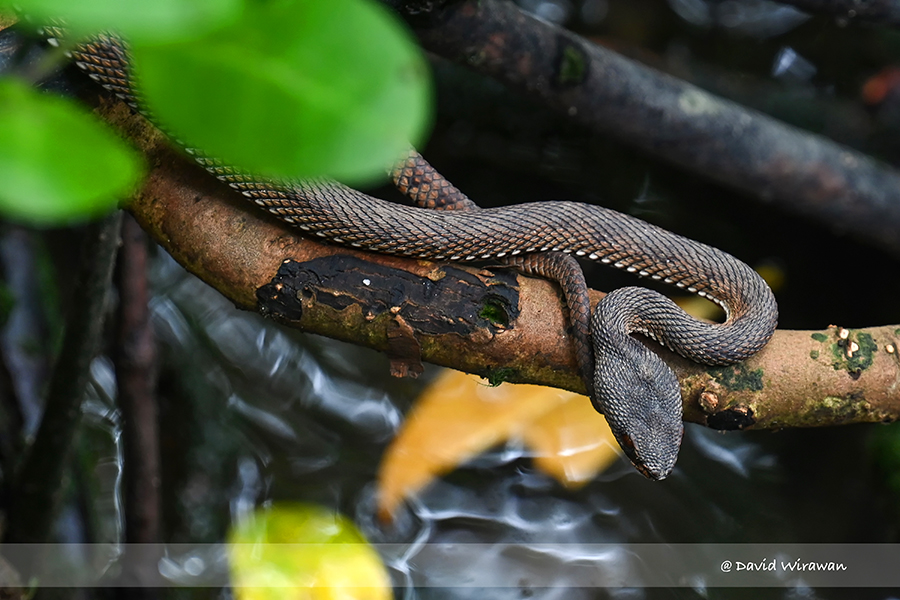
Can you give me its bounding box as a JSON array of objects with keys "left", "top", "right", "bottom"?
[{"left": 393, "top": 0, "right": 900, "bottom": 259}]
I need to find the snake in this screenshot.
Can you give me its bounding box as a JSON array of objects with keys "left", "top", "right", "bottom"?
[{"left": 52, "top": 31, "right": 778, "bottom": 480}]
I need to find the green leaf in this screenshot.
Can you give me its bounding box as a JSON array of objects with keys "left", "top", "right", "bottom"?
[
  {"left": 4, "top": 0, "right": 242, "bottom": 42},
  {"left": 131, "top": 0, "right": 432, "bottom": 184},
  {"left": 0, "top": 79, "right": 143, "bottom": 224},
  {"left": 228, "top": 503, "right": 391, "bottom": 599}
]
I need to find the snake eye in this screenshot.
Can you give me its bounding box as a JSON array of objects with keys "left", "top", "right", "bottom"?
[{"left": 617, "top": 432, "right": 642, "bottom": 466}]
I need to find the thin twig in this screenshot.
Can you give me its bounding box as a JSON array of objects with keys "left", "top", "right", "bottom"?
[
  {"left": 114, "top": 214, "right": 161, "bottom": 545},
  {"left": 4, "top": 212, "right": 122, "bottom": 544},
  {"left": 774, "top": 0, "right": 900, "bottom": 25},
  {"left": 0, "top": 346, "right": 23, "bottom": 512}
]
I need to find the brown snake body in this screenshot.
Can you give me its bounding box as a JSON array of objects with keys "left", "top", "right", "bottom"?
[{"left": 63, "top": 33, "right": 778, "bottom": 480}]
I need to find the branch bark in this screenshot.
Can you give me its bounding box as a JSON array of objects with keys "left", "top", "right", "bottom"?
[
  {"left": 392, "top": 0, "right": 900, "bottom": 258},
  {"left": 96, "top": 98, "right": 900, "bottom": 434}
]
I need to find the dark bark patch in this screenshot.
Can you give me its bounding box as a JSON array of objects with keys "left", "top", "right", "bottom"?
[
  {"left": 387, "top": 313, "right": 425, "bottom": 378},
  {"left": 256, "top": 255, "right": 520, "bottom": 338},
  {"left": 706, "top": 405, "right": 756, "bottom": 430}
]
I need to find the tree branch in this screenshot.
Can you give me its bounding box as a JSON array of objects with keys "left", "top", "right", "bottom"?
[
  {"left": 114, "top": 215, "right": 161, "bottom": 541},
  {"left": 2, "top": 16, "right": 897, "bottom": 439},
  {"left": 774, "top": 0, "right": 900, "bottom": 25},
  {"left": 114, "top": 215, "right": 162, "bottom": 595},
  {"left": 393, "top": 0, "right": 900, "bottom": 258},
  {"left": 96, "top": 98, "right": 900, "bottom": 433}
]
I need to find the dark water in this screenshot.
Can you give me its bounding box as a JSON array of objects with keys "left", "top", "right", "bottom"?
[
  {"left": 111, "top": 240, "right": 895, "bottom": 599},
  {"left": 128, "top": 252, "right": 897, "bottom": 599}
]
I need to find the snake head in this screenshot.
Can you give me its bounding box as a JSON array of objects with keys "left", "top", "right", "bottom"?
[{"left": 591, "top": 311, "right": 684, "bottom": 480}]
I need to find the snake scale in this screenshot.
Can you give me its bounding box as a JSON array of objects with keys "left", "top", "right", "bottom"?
[{"left": 58, "top": 32, "right": 778, "bottom": 480}]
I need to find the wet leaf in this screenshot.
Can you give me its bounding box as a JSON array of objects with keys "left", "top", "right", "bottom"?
[
  {"left": 0, "top": 79, "right": 142, "bottom": 224},
  {"left": 228, "top": 503, "right": 391, "bottom": 600},
  {"left": 377, "top": 370, "right": 620, "bottom": 519}
]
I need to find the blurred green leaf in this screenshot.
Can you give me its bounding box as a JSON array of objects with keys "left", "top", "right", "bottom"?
[
  {"left": 131, "top": 0, "right": 432, "bottom": 184},
  {"left": 228, "top": 503, "right": 391, "bottom": 600},
  {"left": 4, "top": 0, "right": 242, "bottom": 42},
  {"left": 0, "top": 79, "right": 143, "bottom": 224}
]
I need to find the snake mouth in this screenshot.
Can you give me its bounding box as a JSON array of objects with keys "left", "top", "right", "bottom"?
[
  {"left": 615, "top": 431, "right": 672, "bottom": 481},
  {"left": 630, "top": 457, "right": 670, "bottom": 481},
  {"left": 634, "top": 461, "right": 667, "bottom": 481}
]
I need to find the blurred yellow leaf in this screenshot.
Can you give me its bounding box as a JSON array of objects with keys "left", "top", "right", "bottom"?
[
  {"left": 228, "top": 503, "right": 391, "bottom": 600},
  {"left": 521, "top": 395, "right": 621, "bottom": 488},
  {"left": 674, "top": 260, "right": 784, "bottom": 322},
  {"left": 674, "top": 294, "right": 723, "bottom": 322},
  {"left": 377, "top": 370, "right": 620, "bottom": 519},
  {"left": 754, "top": 260, "right": 785, "bottom": 293}
]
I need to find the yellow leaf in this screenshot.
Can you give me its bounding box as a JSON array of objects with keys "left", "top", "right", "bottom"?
[
  {"left": 521, "top": 395, "right": 620, "bottom": 489},
  {"left": 377, "top": 370, "right": 621, "bottom": 519},
  {"left": 228, "top": 503, "right": 391, "bottom": 600}
]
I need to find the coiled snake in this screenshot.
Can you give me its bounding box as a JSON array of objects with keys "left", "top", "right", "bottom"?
[{"left": 61, "top": 33, "right": 778, "bottom": 480}]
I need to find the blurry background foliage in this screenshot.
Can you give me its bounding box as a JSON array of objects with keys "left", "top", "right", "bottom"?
[{"left": 0, "top": 0, "right": 431, "bottom": 224}]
